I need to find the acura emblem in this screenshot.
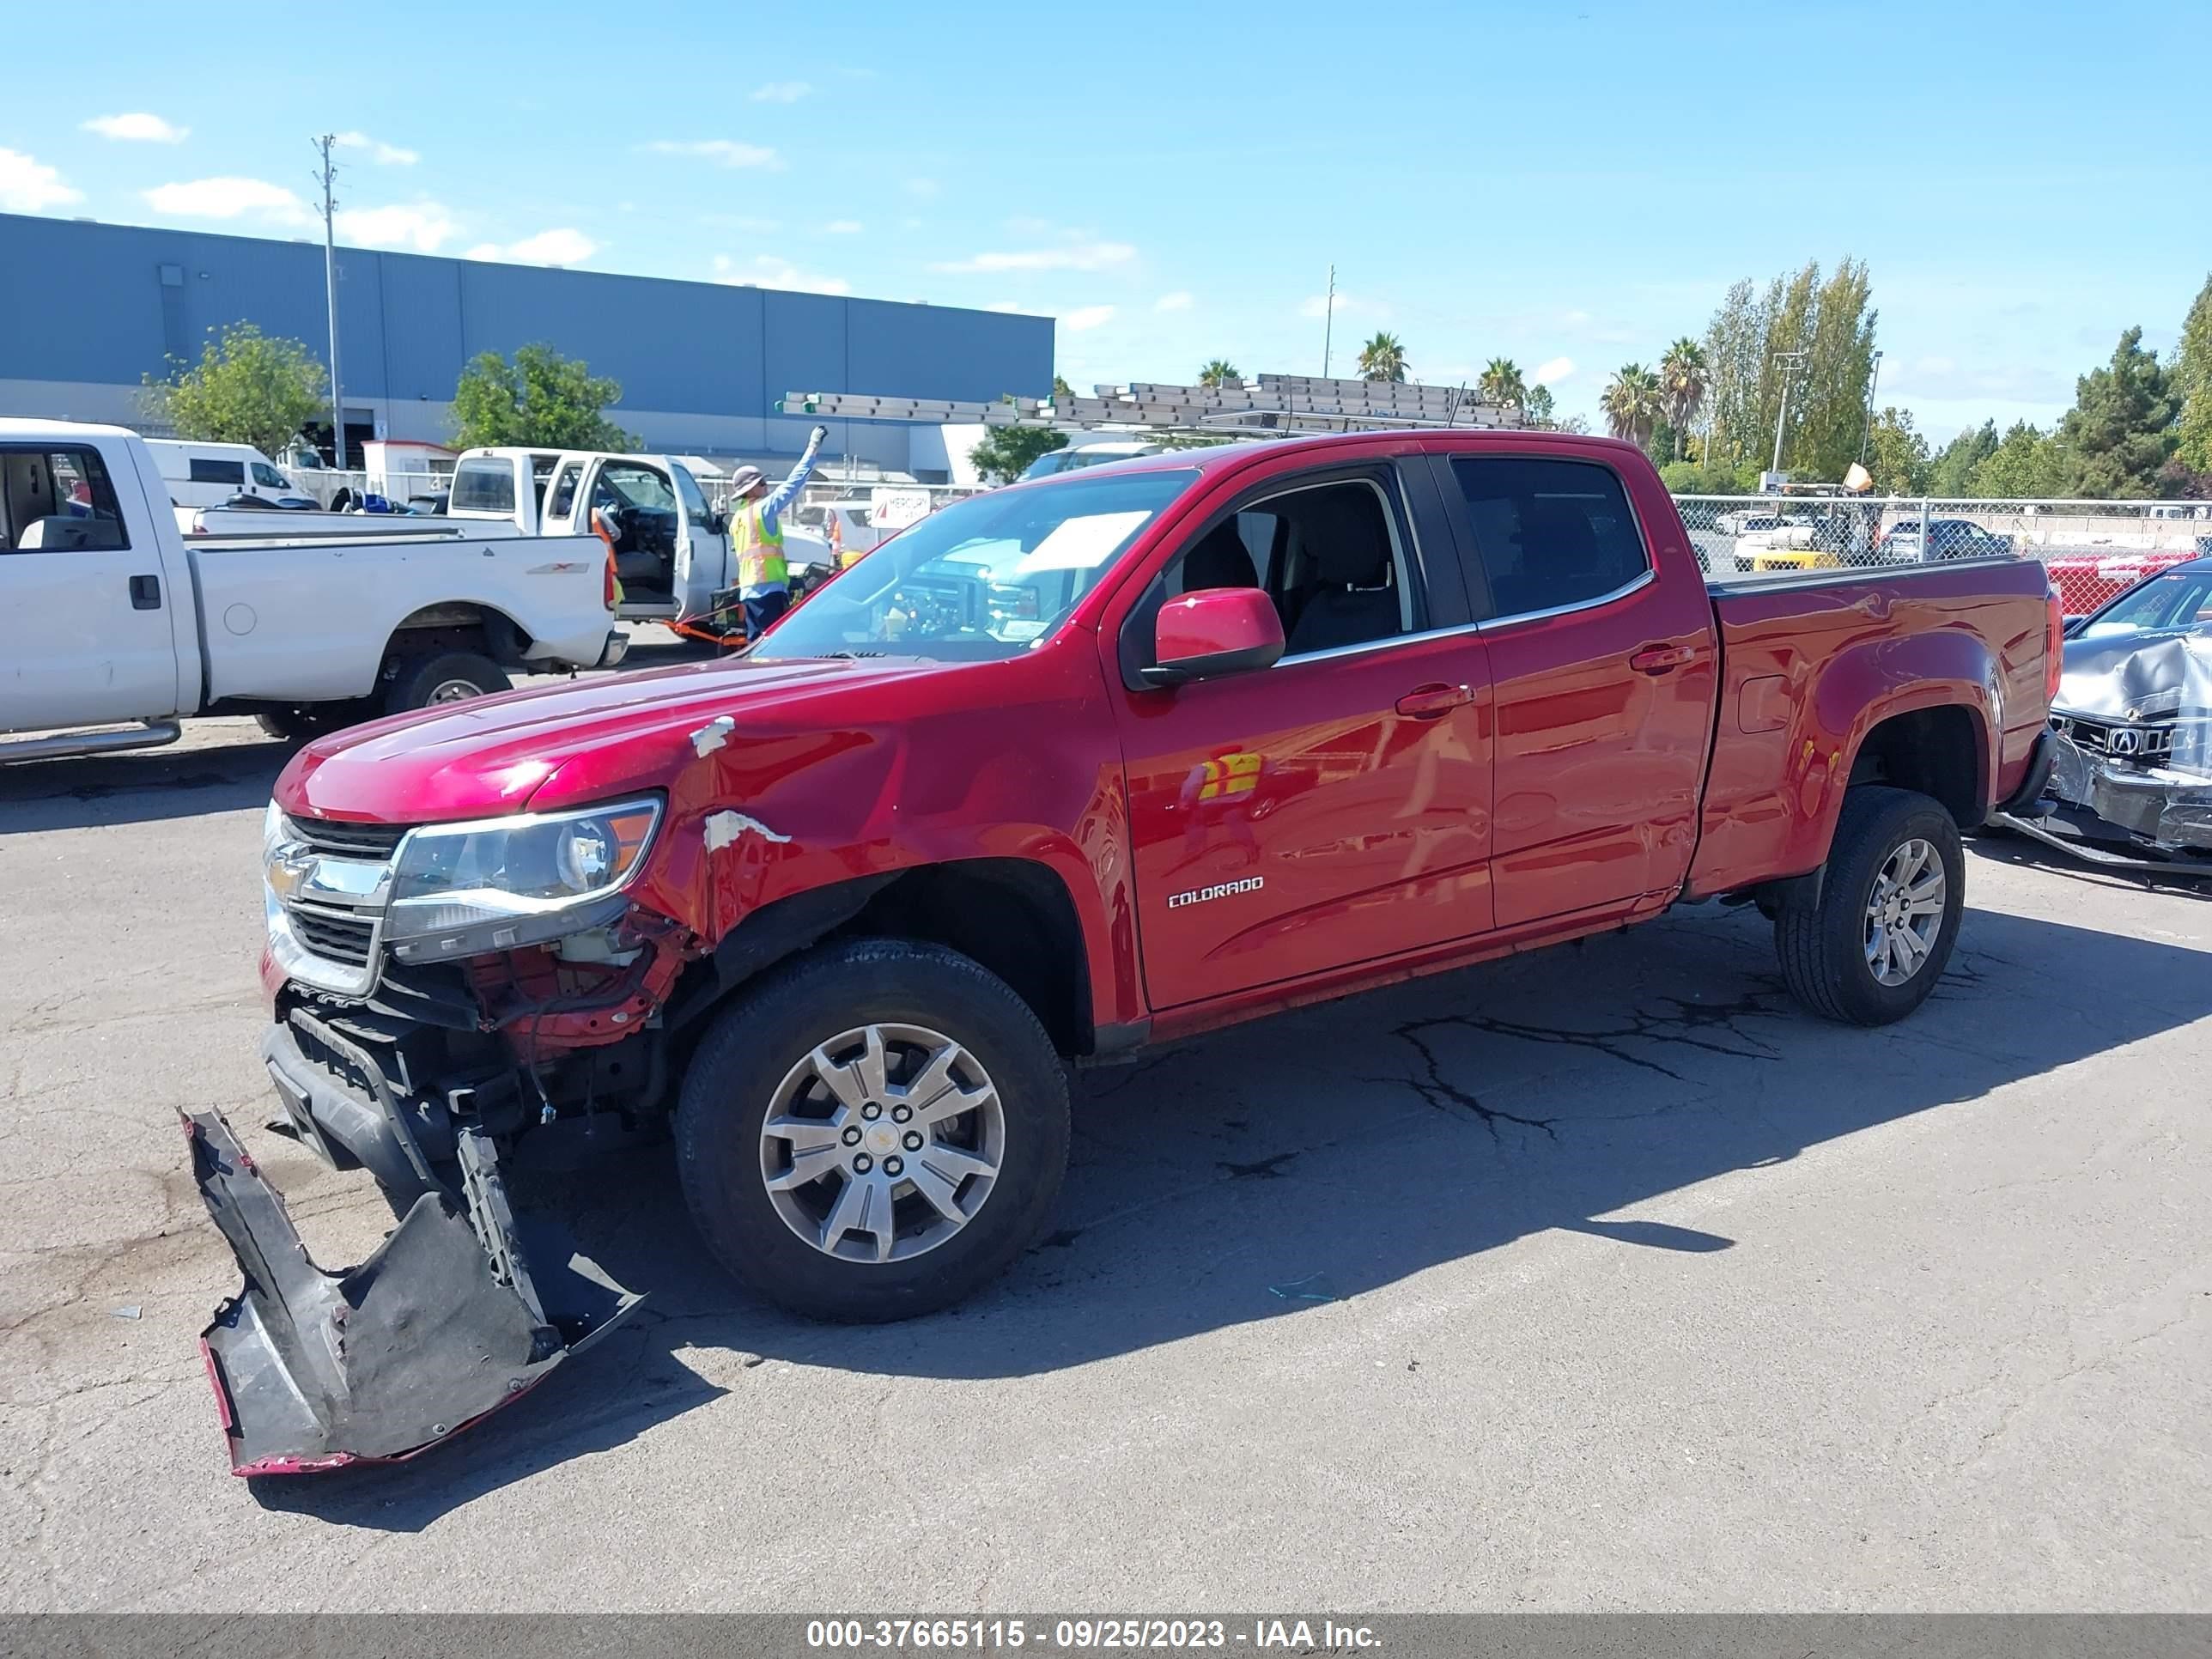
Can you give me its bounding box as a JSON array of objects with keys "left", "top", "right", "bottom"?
[{"left": 2108, "top": 727, "right": 2142, "bottom": 756}]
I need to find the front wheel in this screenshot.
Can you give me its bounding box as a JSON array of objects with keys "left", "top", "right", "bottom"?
[
  {"left": 1776, "top": 786, "right": 1965, "bottom": 1025},
  {"left": 676, "top": 939, "right": 1071, "bottom": 1322}
]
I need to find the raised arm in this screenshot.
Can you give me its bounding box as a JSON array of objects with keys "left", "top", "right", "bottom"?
[{"left": 762, "top": 425, "right": 830, "bottom": 527}]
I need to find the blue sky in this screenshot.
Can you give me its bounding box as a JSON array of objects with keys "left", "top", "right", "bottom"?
[{"left": 4, "top": 0, "right": 2204, "bottom": 441}]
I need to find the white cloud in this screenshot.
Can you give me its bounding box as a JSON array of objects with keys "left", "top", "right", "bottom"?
[
  {"left": 0, "top": 148, "right": 82, "bottom": 211},
  {"left": 334, "top": 131, "right": 418, "bottom": 166},
  {"left": 932, "top": 240, "right": 1134, "bottom": 275},
  {"left": 143, "top": 176, "right": 310, "bottom": 226},
  {"left": 1298, "top": 289, "right": 1389, "bottom": 321},
  {"left": 1062, "top": 305, "right": 1116, "bottom": 332},
  {"left": 1153, "top": 290, "right": 1193, "bottom": 313},
  {"left": 750, "top": 81, "right": 812, "bottom": 103},
  {"left": 336, "top": 201, "right": 459, "bottom": 253},
  {"left": 646, "top": 139, "right": 782, "bottom": 169},
  {"left": 714, "top": 253, "right": 851, "bottom": 295},
  {"left": 1531, "top": 356, "right": 1576, "bottom": 386},
  {"left": 906, "top": 177, "right": 940, "bottom": 200},
  {"left": 467, "top": 228, "right": 599, "bottom": 266},
  {"left": 82, "top": 112, "right": 188, "bottom": 143},
  {"left": 823, "top": 219, "right": 863, "bottom": 234}
]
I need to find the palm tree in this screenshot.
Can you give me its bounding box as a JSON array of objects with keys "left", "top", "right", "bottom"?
[
  {"left": 1198, "top": 359, "right": 1240, "bottom": 388},
  {"left": 1477, "top": 356, "right": 1527, "bottom": 414},
  {"left": 1357, "top": 332, "right": 1407, "bottom": 383},
  {"left": 1601, "top": 363, "right": 1663, "bottom": 451},
  {"left": 1657, "top": 338, "right": 1708, "bottom": 460}
]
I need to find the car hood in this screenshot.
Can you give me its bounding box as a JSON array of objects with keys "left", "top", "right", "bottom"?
[
  {"left": 278, "top": 653, "right": 966, "bottom": 823},
  {"left": 2054, "top": 625, "right": 2212, "bottom": 724}
]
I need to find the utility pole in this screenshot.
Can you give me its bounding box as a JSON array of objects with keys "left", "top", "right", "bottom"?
[
  {"left": 1769, "top": 349, "right": 1807, "bottom": 480},
  {"left": 313, "top": 135, "right": 344, "bottom": 468},
  {"left": 1858, "top": 349, "right": 1885, "bottom": 466},
  {"left": 1321, "top": 264, "right": 1335, "bottom": 380}
]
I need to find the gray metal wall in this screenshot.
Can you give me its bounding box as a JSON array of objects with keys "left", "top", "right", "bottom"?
[{"left": 0, "top": 213, "right": 1054, "bottom": 464}]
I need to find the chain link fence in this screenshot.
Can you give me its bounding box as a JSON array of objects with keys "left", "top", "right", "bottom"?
[{"left": 1673, "top": 495, "right": 2212, "bottom": 615}]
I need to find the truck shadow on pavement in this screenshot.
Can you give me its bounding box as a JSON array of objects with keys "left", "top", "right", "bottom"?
[
  {"left": 0, "top": 735, "right": 290, "bottom": 834},
  {"left": 252, "top": 884, "right": 2212, "bottom": 1530}
]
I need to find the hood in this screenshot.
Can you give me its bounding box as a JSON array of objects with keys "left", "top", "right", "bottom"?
[
  {"left": 277, "top": 653, "right": 962, "bottom": 823},
  {"left": 2054, "top": 625, "right": 2212, "bottom": 724}
]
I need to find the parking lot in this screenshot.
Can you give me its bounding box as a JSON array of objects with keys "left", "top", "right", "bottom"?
[{"left": 2, "top": 650, "right": 2208, "bottom": 1613}]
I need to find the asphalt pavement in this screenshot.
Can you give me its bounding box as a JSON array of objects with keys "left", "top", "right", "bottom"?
[{"left": 2, "top": 661, "right": 2208, "bottom": 1612}]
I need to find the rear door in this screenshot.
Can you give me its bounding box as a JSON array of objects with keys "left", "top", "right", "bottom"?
[
  {"left": 0, "top": 441, "right": 185, "bottom": 730},
  {"left": 1431, "top": 448, "right": 1717, "bottom": 929},
  {"left": 1109, "top": 453, "right": 1494, "bottom": 1009}
]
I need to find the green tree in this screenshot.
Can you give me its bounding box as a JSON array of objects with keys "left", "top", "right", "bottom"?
[
  {"left": 1197, "top": 359, "right": 1240, "bottom": 388},
  {"left": 140, "top": 324, "right": 328, "bottom": 460},
  {"left": 1969, "top": 421, "right": 2066, "bottom": 498},
  {"left": 2172, "top": 272, "right": 2212, "bottom": 472},
  {"left": 1861, "top": 406, "right": 1931, "bottom": 496},
  {"left": 1657, "top": 337, "right": 1708, "bottom": 461},
  {"left": 1478, "top": 357, "right": 1527, "bottom": 414},
  {"left": 1356, "top": 331, "right": 1407, "bottom": 383},
  {"left": 969, "top": 425, "right": 1067, "bottom": 484},
  {"left": 1601, "top": 363, "right": 1662, "bottom": 450},
  {"left": 1700, "top": 258, "right": 1876, "bottom": 481},
  {"left": 1052, "top": 374, "right": 1074, "bottom": 401},
  {"left": 2058, "top": 327, "right": 2178, "bottom": 499},
  {"left": 1522, "top": 383, "right": 1556, "bottom": 427},
  {"left": 1928, "top": 421, "right": 2000, "bottom": 495},
  {"left": 451, "top": 343, "right": 638, "bottom": 452}
]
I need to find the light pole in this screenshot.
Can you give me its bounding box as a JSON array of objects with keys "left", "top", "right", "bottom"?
[
  {"left": 313, "top": 135, "right": 344, "bottom": 468},
  {"left": 1858, "top": 349, "right": 1885, "bottom": 466},
  {"left": 1321, "top": 264, "right": 1335, "bottom": 380},
  {"left": 1769, "top": 349, "right": 1807, "bottom": 480}
]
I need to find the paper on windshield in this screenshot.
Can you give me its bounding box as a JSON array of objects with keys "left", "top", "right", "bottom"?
[{"left": 1015, "top": 510, "right": 1152, "bottom": 575}]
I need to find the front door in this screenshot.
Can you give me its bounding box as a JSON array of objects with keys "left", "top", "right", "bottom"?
[
  {"left": 1431, "top": 449, "right": 1717, "bottom": 928},
  {"left": 1112, "top": 462, "right": 1494, "bottom": 1011},
  {"left": 0, "top": 442, "right": 182, "bottom": 732}
]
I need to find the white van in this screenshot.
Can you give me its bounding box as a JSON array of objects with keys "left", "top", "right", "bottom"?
[{"left": 144, "top": 439, "right": 313, "bottom": 509}]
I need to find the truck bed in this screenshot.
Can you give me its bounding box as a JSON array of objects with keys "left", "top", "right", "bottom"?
[{"left": 1686, "top": 556, "right": 2056, "bottom": 897}]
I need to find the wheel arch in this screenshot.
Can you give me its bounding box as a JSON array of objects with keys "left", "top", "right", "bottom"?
[{"left": 385, "top": 602, "right": 534, "bottom": 668}]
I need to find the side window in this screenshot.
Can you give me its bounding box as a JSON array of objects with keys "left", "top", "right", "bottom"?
[
  {"left": 1446, "top": 457, "right": 1650, "bottom": 620},
  {"left": 450, "top": 460, "right": 517, "bottom": 514},
  {"left": 188, "top": 457, "right": 246, "bottom": 487},
  {"left": 1133, "top": 474, "right": 1419, "bottom": 675},
  {"left": 0, "top": 447, "right": 131, "bottom": 552},
  {"left": 548, "top": 463, "right": 582, "bottom": 520},
  {"left": 250, "top": 461, "right": 288, "bottom": 489}
]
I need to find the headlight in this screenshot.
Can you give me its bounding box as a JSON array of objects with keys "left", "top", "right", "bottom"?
[{"left": 383, "top": 797, "right": 661, "bottom": 958}]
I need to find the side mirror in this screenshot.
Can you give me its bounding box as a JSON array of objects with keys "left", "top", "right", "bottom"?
[
  {"left": 708, "top": 513, "right": 727, "bottom": 537},
  {"left": 2062, "top": 615, "right": 2087, "bottom": 638},
  {"left": 1141, "top": 587, "right": 1285, "bottom": 687}
]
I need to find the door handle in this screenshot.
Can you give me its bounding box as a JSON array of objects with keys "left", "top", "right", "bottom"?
[
  {"left": 129, "top": 574, "right": 162, "bottom": 611},
  {"left": 1629, "top": 643, "right": 1695, "bottom": 674},
  {"left": 1395, "top": 683, "right": 1473, "bottom": 719}
]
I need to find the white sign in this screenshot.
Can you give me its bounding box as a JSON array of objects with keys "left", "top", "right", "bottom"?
[
  {"left": 1759, "top": 470, "right": 1789, "bottom": 495},
  {"left": 870, "top": 487, "right": 933, "bottom": 530}
]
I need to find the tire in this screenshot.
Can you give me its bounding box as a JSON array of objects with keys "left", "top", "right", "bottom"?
[
  {"left": 676, "top": 938, "right": 1071, "bottom": 1322},
  {"left": 383, "top": 650, "right": 510, "bottom": 715},
  {"left": 254, "top": 701, "right": 374, "bottom": 744},
  {"left": 1776, "top": 786, "right": 1965, "bottom": 1026}
]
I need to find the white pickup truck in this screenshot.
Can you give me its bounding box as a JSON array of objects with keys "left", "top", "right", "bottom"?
[
  {"left": 0, "top": 421, "right": 626, "bottom": 763},
  {"left": 445, "top": 447, "right": 833, "bottom": 623}
]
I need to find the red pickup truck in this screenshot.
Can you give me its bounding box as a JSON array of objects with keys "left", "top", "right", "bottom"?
[{"left": 187, "top": 429, "right": 2060, "bottom": 1474}]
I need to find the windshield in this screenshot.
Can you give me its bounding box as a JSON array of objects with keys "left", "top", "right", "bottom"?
[
  {"left": 752, "top": 469, "right": 1197, "bottom": 662},
  {"left": 2082, "top": 569, "right": 2212, "bottom": 637}
]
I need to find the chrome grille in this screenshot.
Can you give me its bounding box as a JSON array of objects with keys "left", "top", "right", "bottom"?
[
  {"left": 2050, "top": 714, "right": 2173, "bottom": 763},
  {"left": 284, "top": 814, "right": 410, "bottom": 860},
  {"left": 287, "top": 905, "right": 376, "bottom": 967}
]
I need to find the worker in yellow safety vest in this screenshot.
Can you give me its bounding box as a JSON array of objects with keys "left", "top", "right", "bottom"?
[
  {"left": 726, "top": 423, "right": 829, "bottom": 641},
  {"left": 829, "top": 509, "right": 870, "bottom": 571}
]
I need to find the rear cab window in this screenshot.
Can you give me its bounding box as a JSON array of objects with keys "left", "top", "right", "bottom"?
[
  {"left": 0, "top": 446, "right": 131, "bottom": 551},
  {"left": 1443, "top": 456, "right": 1651, "bottom": 619},
  {"left": 451, "top": 459, "right": 518, "bottom": 515}
]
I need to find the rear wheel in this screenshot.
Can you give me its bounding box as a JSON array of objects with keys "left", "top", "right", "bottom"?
[
  {"left": 383, "top": 649, "right": 510, "bottom": 715},
  {"left": 254, "top": 701, "right": 375, "bottom": 744},
  {"left": 676, "top": 939, "right": 1071, "bottom": 1322},
  {"left": 1776, "top": 786, "right": 1964, "bottom": 1025}
]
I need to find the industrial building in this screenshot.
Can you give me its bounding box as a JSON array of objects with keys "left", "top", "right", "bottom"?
[{"left": 0, "top": 212, "right": 1054, "bottom": 478}]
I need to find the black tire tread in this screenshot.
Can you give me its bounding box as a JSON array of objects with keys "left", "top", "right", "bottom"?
[
  {"left": 1776, "top": 785, "right": 1962, "bottom": 1026},
  {"left": 383, "top": 649, "right": 510, "bottom": 715}
]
